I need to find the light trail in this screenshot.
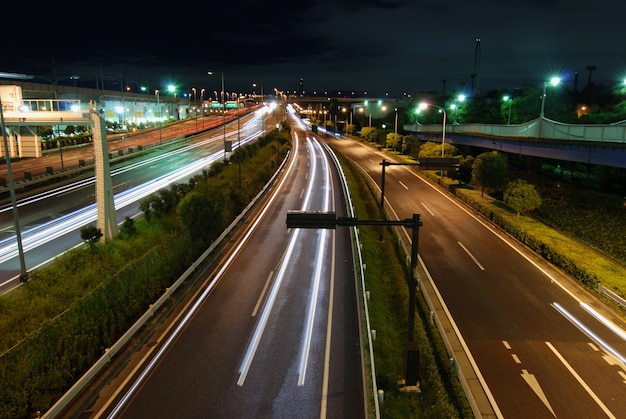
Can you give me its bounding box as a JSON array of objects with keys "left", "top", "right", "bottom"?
[
  {"left": 298, "top": 137, "right": 333, "bottom": 386},
  {"left": 0, "top": 123, "right": 264, "bottom": 265}
]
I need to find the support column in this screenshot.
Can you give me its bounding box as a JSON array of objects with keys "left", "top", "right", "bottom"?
[{"left": 90, "top": 103, "right": 117, "bottom": 241}]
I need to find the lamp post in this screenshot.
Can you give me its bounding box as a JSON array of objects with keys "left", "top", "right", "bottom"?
[
  {"left": 200, "top": 88, "right": 205, "bottom": 102},
  {"left": 0, "top": 98, "right": 27, "bottom": 282},
  {"left": 452, "top": 94, "right": 465, "bottom": 124},
  {"left": 208, "top": 71, "right": 228, "bottom": 160},
  {"left": 540, "top": 76, "right": 561, "bottom": 118},
  {"left": 394, "top": 108, "right": 398, "bottom": 143},
  {"left": 418, "top": 102, "right": 447, "bottom": 157},
  {"left": 155, "top": 89, "right": 162, "bottom": 144},
  {"left": 503, "top": 95, "right": 512, "bottom": 125}
]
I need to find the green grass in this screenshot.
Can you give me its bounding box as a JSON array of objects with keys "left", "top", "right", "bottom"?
[{"left": 334, "top": 151, "right": 471, "bottom": 418}]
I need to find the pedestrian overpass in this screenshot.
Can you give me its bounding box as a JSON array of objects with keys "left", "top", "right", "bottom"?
[{"left": 1, "top": 98, "right": 90, "bottom": 158}]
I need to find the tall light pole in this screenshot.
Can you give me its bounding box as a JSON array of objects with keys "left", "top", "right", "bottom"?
[
  {"left": 540, "top": 76, "right": 561, "bottom": 118},
  {"left": 503, "top": 95, "right": 512, "bottom": 125},
  {"left": 155, "top": 89, "right": 162, "bottom": 144},
  {"left": 394, "top": 108, "right": 398, "bottom": 143},
  {"left": 452, "top": 94, "right": 465, "bottom": 124},
  {"left": 419, "top": 103, "right": 447, "bottom": 157},
  {"left": 253, "top": 83, "right": 265, "bottom": 132},
  {"left": 208, "top": 71, "right": 228, "bottom": 160},
  {"left": 0, "top": 98, "right": 27, "bottom": 282}
]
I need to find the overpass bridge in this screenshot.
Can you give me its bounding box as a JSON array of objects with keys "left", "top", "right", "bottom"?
[{"left": 404, "top": 117, "right": 626, "bottom": 169}]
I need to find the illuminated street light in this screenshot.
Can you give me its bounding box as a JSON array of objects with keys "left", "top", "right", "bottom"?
[
  {"left": 418, "top": 102, "right": 447, "bottom": 157},
  {"left": 503, "top": 95, "right": 513, "bottom": 125},
  {"left": 452, "top": 94, "right": 465, "bottom": 124},
  {"left": 540, "top": 76, "right": 561, "bottom": 118}
]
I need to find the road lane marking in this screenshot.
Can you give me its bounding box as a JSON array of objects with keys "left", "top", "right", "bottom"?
[
  {"left": 252, "top": 270, "right": 274, "bottom": 317},
  {"left": 511, "top": 354, "right": 521, "bottom": 364},
  {"left": 239, "top": 135, "right": 326, "bottom": 387},
  {"left": 503, "top": 341, "right": 512, "bottom": 350},
  {"left": 299, "top": 228, "right": 328, "bottom": 386},
  {"left": 320, "top": 231, "right": 335, "bottom": 418},
  {"left": 546, "top": 341, "right": 616, "bottom": 418},
  {"left": 398, "top": 180, "right": 409, "bottom": 190},
  {"left": 457, "top": 241, "right": 485, "bottom": 270},
  {"left": 420, "top": 202, "right": 435, "bottom": 216},
  {"left": 520, "top": 369, "right": 556, "bottom": 417}
]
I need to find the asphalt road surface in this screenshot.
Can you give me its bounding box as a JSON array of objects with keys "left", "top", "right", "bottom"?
[
  {"left": 325, "top": 136, "right": 626, "bottom": 418},
  {"left": 70, "top": 113, "right": 366, "bottom": 418}
]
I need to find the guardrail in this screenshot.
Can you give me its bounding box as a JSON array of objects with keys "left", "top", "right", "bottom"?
[{"left": 43, "top": 147, "right": 292, "bottom": 418}]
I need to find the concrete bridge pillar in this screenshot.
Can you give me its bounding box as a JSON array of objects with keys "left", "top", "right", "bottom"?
[{"left": 90, "top": 102, "right": 117, "bottom": 241}]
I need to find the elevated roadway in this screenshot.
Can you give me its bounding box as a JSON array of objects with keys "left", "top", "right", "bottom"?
[{"left": 405, "top": 117, "right": 626, "bottom": 168}]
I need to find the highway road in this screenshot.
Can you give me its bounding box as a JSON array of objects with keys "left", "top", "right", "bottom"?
[
  {"left": 66, "top": 110, "right": 366, "bottom": 418},
  {"left": 324, "top": 136, "right": 626, "bottom": 418},
  {"left": 0, "top": 108, "right": 266, "bottom": 290}
]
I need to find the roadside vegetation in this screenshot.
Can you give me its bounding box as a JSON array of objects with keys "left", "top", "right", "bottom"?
[
  {"left": 0, "top": 128, "right": 290, "bottom": 418},
  {"left": 1, "top": 118, "right": 624, "bottom": 418},
  {"left": 333, "top": 150, "right": 472, "bottom": 417}
]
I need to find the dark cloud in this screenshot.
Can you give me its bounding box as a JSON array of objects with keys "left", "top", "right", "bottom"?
[{"left": 2, "top": 0, "right": 624, "bottom": 96}]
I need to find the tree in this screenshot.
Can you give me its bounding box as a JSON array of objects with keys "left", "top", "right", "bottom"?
[
  {"left": 401, "top": 135, "right": 420, "bottom": 157},
  {"left": 177, "top": 191, "right": 222, "bottom": 248},
  {"left": 360, "top": 126, "right": 378, "bottom": 142},
  {"left": 472, "top": 152, "right": 507, "bottom": 196},
  {"left": 80, "top": 225, "right": 103, "bottom": 248},
  {"left": 418, "top": 141, "right": 458, "bottom": 158},
  {"left": 385, "top": 132, "right": 401, "bottom": 151},
  {"left": 504, "top": 179, "right": 542, "bottom": 215},
  {"left": 119, "top": 217, "right": 138, "bottom": 238},
  {"left": 450, "top": 155, "right": 474, "bottom": 184}
]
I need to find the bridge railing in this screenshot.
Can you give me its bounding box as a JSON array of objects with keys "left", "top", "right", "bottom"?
[{"left": 407, "top": 118, "right": 626, "bottom": 143}]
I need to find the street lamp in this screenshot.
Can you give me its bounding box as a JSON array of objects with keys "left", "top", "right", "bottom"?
[
  {"left": 0, "top": 98, "right": 27, "bottom": 281},
  {"left": 418, "top": 102, "right": 447, "bottom": 157},
  {"left": 200, "top": 88, "right": 205, "bottom": 102},
  {"left": 208, "top": 71, "right": 228, "bottom": 159},
  {"left": 540, "top": 76, "right": 561, "bottom": 118},
  {"left": 503, "top": 95, "right": 512, "bottom": 124},
  {"left": 452, "top": 94, "right": 465, "bottom": 124}
]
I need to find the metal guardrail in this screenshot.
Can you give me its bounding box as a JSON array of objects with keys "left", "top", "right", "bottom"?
[
  {"left": 599, "top": 284, "right": 626, "bottom": 308},
  {"left": 43, "top": 147, "right": 291, "bottom": 418}
]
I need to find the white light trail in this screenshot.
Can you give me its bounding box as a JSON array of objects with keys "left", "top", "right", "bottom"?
[
  {"left": 297, "top": 137, "right": 333, "bottom": 386},
  {"left": 0, "top": 127, "right": 264, "bottom": 265},
  {"left": 552, "top": 302, "right": 626, "bottom": 366}
]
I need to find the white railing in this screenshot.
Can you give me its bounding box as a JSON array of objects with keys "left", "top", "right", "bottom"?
[{"left": 407, "top": 117, "right": 626, "bottom": 143}]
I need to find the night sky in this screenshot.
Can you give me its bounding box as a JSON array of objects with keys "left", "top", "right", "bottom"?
[{"left": 2, "top": 0, "right": 624, "bottom": 97}]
